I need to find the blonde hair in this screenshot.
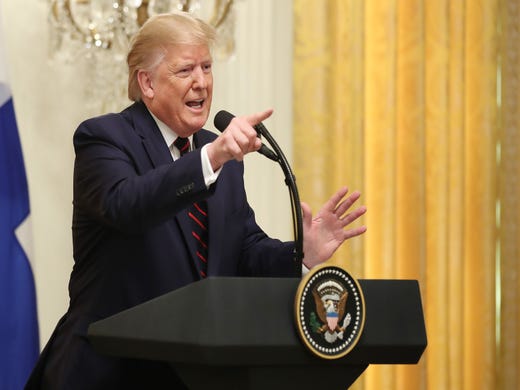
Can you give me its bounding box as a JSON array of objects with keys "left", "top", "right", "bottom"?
[{"left": 127, "top": 12, "right": 216, "bottom": 101}]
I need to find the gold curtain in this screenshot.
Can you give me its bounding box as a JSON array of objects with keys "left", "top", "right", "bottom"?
[{"left": 293, "top": 0, "right": 520, "bottom": 389}]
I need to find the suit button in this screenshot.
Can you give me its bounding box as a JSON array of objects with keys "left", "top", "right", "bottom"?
[{"left": 176, "top": 182, "right": 195, "bottom": 196}]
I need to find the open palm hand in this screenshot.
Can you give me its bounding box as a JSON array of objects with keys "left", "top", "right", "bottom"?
[{"left": 302, "top": 187, "right": 367, "bottom": 269}]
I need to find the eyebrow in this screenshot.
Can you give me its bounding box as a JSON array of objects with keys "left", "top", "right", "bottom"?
[{"left": 170, "top": 57, "right": 212, "bottom": 71}]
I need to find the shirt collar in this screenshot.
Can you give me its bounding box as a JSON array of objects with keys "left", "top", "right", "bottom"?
[{"left": 148, "top": 110, "right": 193, "bottom": 153}]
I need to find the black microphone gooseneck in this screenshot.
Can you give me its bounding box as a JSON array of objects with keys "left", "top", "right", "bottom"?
[{"left": 213, "top": 110, "right": 304, "bottom": 275}]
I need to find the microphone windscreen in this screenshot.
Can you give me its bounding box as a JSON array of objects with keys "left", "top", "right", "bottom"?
[{"left": 213, "top": 110, "right": 235, "bottom": 132}]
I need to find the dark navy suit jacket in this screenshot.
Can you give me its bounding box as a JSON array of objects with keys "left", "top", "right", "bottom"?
[{"left": 26, "top": 102, "right": 297, "bottom": 389}]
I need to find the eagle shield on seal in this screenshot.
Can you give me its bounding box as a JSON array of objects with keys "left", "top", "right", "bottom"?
[{"left": 312, "top": 280, "right": 351, "bottom": 343}]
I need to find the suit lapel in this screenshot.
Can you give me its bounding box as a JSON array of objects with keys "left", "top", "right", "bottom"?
[{"left": 126, "top": 102, "right": 173, "bottom": 168}]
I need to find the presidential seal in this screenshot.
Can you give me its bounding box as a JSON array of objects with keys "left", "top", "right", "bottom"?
[{"left": 295, "top": 263, "right": 365, "bottom": 359}]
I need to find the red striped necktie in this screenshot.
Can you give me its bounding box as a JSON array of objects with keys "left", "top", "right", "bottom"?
[{"left": 173, "top": 137, "right": 209, "bottom": 278}]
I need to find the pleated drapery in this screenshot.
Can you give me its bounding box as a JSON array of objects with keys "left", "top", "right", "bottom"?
[{"left": 293, "top": 1, "right": 520, "bottom": 389}]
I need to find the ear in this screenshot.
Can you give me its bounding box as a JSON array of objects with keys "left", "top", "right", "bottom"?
[{"left": 137, "top": 70, "right": 154, "bottom": 99}]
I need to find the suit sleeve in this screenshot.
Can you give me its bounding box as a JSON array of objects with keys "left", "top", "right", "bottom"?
[
  {"left": 239, "top": 213, "right": 298, "bottom": 277},
  {"left": 212, "top": 158, "right": 298, "bottom": 278},
  {"left": 72, "top": 115, "right": 212, "bottom": 233}
]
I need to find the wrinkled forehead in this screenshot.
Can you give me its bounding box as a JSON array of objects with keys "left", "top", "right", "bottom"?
[
  {"left": 163, "top": 43, "right": 212, "bottom": 57},
  {"left": 147, "top": 43, "right": 212, "bottom": 73}
]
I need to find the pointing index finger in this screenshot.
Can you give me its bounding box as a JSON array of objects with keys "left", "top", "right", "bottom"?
[{"left": 244, "top": 108, "right": 274, "bottom": 126}]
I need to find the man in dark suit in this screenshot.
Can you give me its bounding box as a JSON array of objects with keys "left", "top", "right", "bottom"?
[{"left": 26, "top": 11, "right": 366, "bottom": 389}]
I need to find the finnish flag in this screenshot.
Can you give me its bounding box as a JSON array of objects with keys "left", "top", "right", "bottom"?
[{"left": 0, "top": 17, "right": 40, "bottom": 390}]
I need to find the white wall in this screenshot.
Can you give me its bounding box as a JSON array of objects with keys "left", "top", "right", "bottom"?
[{"left": 1, "top": 0, "right": 293, "bottom": 349}]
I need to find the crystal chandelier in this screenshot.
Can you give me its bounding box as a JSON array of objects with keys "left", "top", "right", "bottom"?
[{"left": 48, "top": 0, "right": 236, "bottom": 111}]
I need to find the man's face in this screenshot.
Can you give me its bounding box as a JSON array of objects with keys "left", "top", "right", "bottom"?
[{"left": 146, "top": 44, "right": 213, "bottom": 137}]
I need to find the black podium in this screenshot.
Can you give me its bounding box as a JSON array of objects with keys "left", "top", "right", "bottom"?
[{"left": 88, "top": 277, "right": 427, "bottom": 389}]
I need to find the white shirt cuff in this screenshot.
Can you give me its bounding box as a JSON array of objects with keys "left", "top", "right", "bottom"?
[{"left": 201, "top": 144, "right": 221, "bottom": 187}]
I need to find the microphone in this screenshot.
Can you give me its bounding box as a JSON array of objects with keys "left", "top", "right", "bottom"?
[{"left": 213, "top": 110, "right": 279, "bottom": 162}]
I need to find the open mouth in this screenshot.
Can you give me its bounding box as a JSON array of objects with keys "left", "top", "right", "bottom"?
[{"left": 186, "top": 99, "right": 204, "bottom": 109}]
